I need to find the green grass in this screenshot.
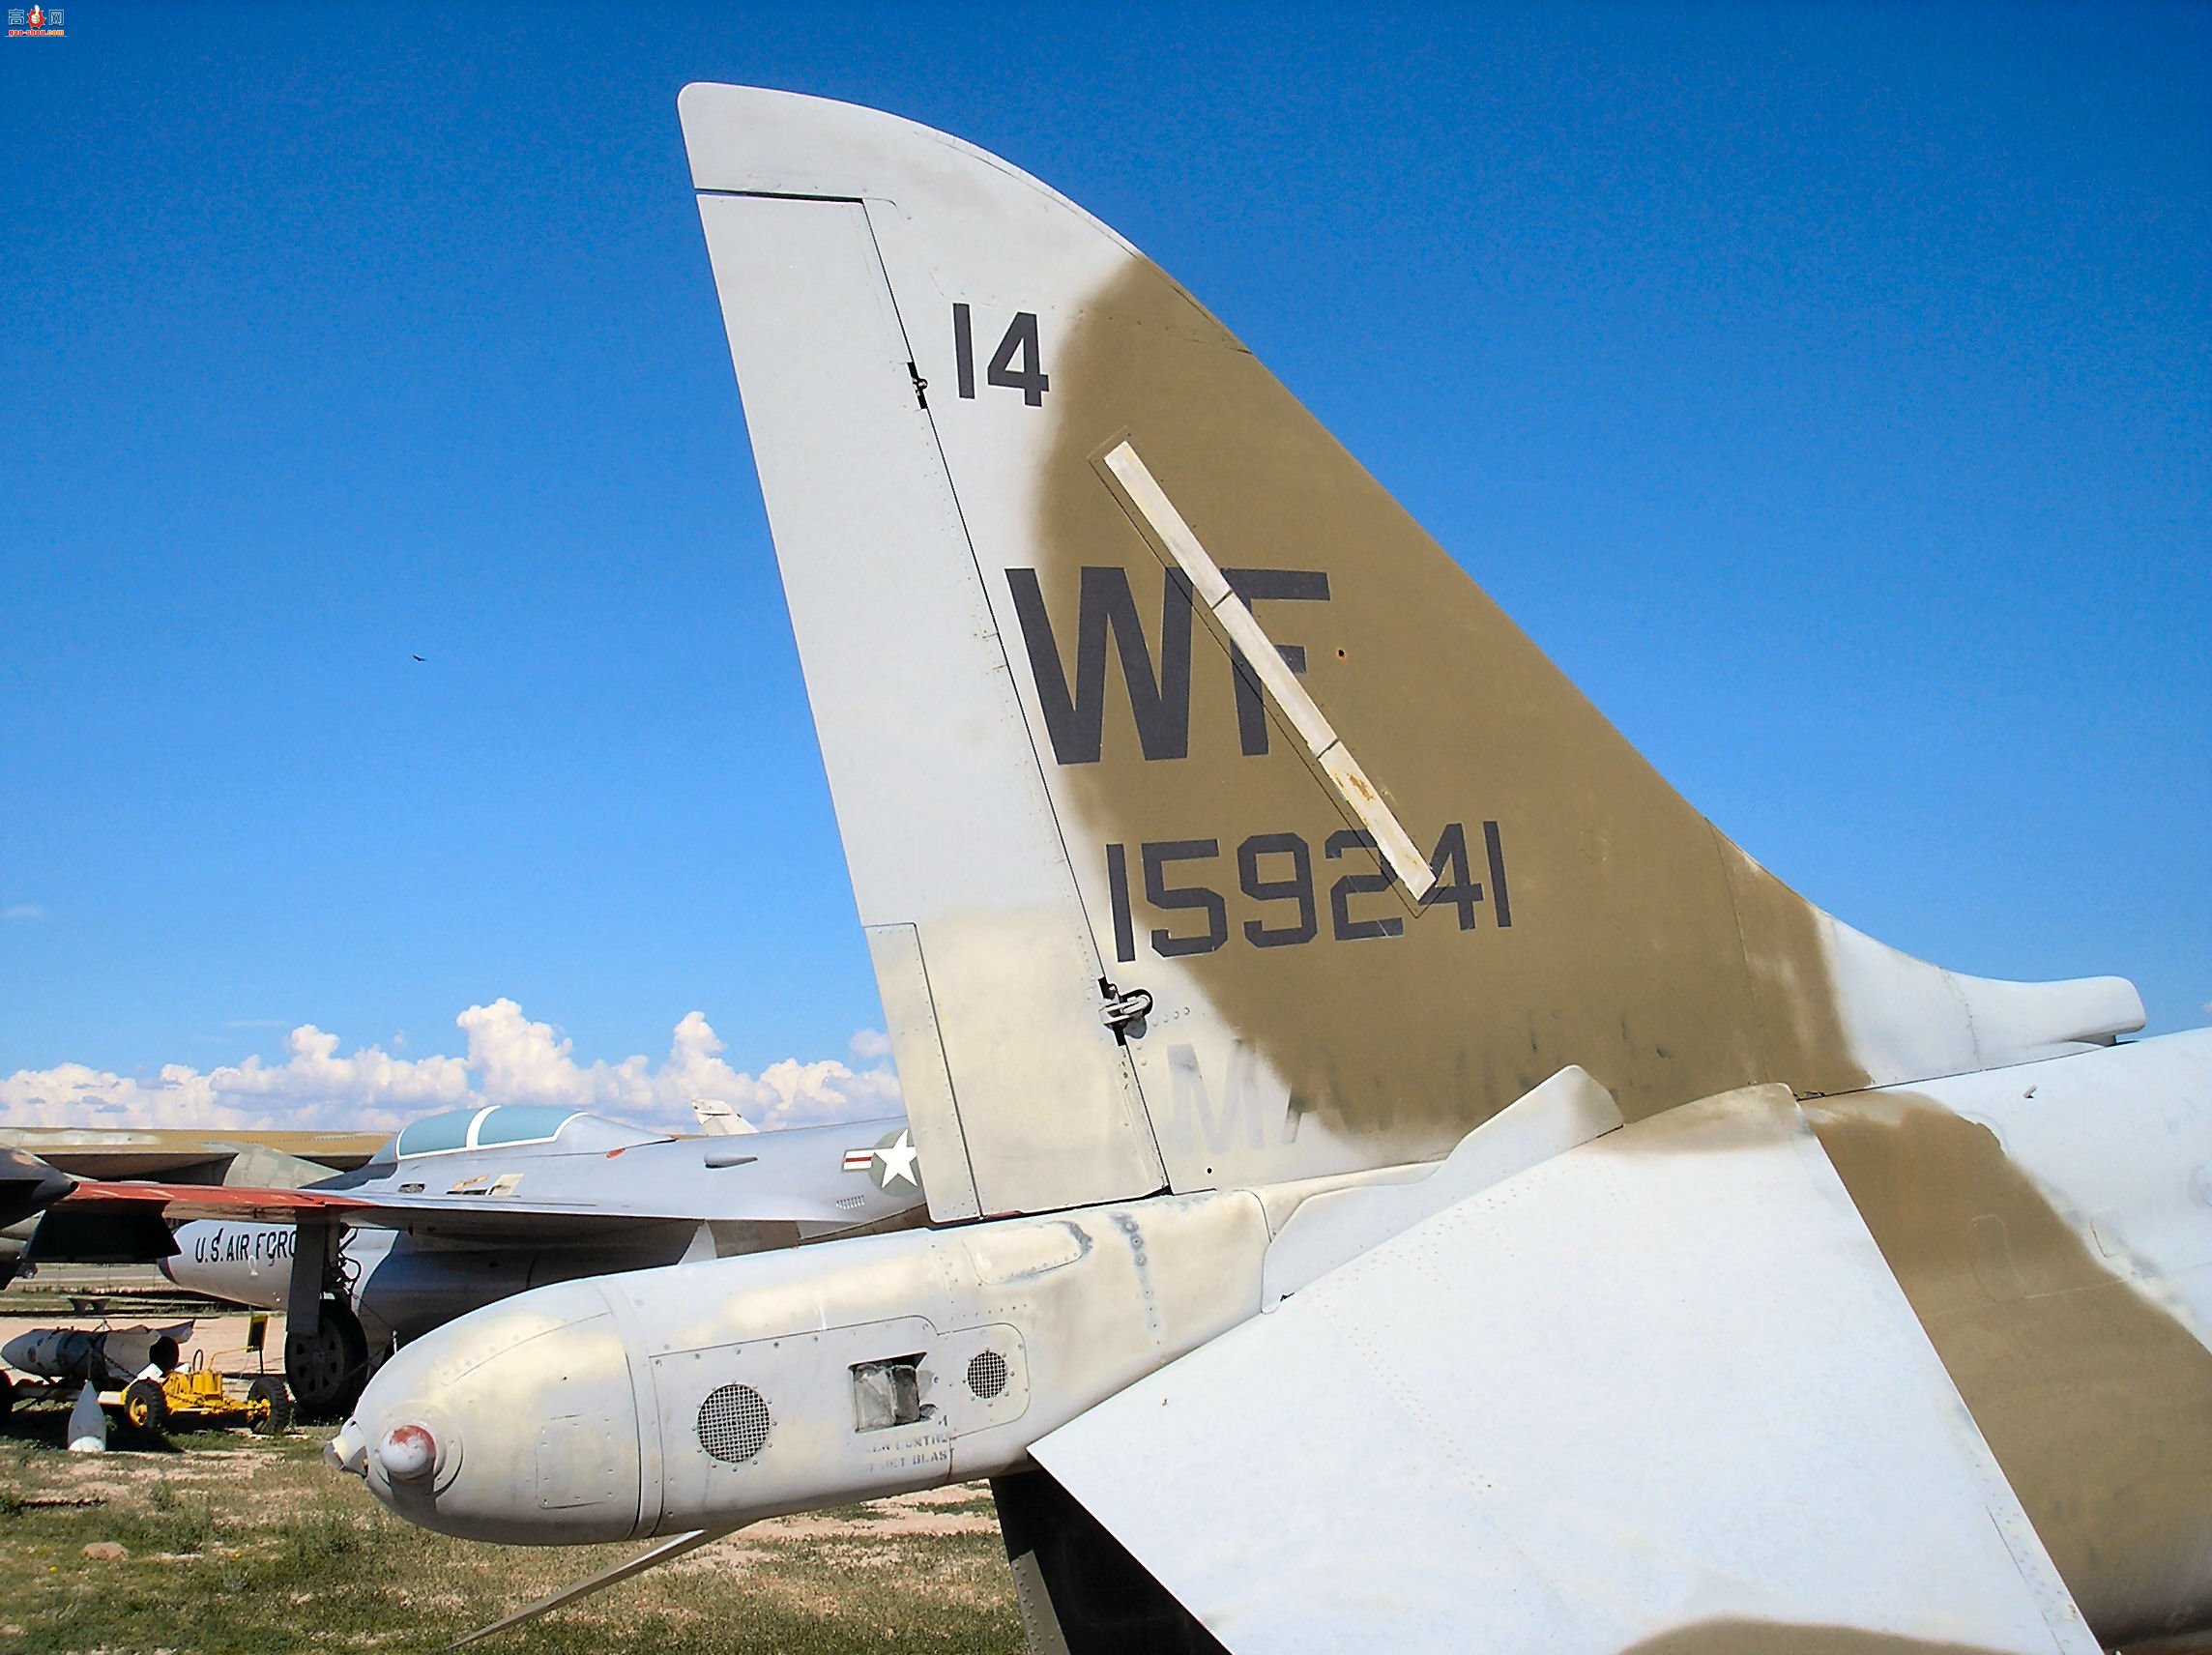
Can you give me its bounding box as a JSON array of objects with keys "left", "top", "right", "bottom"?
[{"left": 0, "top": 1405, "right": 1025, "bottom": 1653}]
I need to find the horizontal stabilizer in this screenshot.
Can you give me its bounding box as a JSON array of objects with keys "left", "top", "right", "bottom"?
[
  {"left": 1033, "top": 1086, "right": 2096, "bottom": 1654},
  {"left": 1261, "top": 1064, "right": 1620, "bottom": 1306}
]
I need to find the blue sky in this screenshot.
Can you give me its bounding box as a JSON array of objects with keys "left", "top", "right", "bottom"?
[{"left": 1, "top": 2, "right": 2205, "bottom": 1121}]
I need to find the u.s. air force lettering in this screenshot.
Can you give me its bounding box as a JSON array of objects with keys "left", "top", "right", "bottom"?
[{"left": 188, "top": 1223, "right": 296, "bottom": 1267}]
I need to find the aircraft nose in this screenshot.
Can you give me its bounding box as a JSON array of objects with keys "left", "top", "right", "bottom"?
[
  {"left": 334, "top": 1277, "right": 647, "bottom": 1545},
  {"left": 0, "top": 1149, "right": 73, "bottom": 1227}
]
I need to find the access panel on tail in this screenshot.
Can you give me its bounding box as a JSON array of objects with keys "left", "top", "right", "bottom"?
[{"left": 677, "top": 85, "right": 2139, "bottom": 1221}]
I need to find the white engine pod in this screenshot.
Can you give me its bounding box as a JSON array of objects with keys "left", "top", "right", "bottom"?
[{"left": 343, "top": 1191, "right": 1270, "bottom": 1543}]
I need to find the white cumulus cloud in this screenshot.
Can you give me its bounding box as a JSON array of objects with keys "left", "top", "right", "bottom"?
[{"left": 0, "top": 1002, "right": 902, "bottom": 1136}]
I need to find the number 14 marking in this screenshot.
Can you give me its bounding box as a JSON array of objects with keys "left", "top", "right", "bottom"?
[{"left": 952, "top": 304, "right": 1050, "bottom": 406}]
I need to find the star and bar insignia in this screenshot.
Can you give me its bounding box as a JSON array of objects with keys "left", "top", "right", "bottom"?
[{"left": 843, "top": 1127, "right": 921, "bottom": 1193}]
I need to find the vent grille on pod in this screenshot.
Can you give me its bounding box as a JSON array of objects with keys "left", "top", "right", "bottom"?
[
  {"left": 966, "top": 1350, "right": 1009, "bottom": 1400},
  {"left": 698, "top": 1382, "right": 771, "bottom": 1464}
]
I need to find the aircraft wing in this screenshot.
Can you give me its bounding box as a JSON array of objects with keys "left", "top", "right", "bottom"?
[
  {"left": 9, "top": 1130, "right": 388, "bottom": 1263},
  {"left": 1030, "top": 1084, "right": 2098, "bottom": 1654},
  {"left": 322, "top": 1193, "right": 865, "bottom": 1239},
  {"left": 53, "top": 1180, "right": 377, "bottom": 1222},
  {"left": 25, "top": 1178, "right": 382, "bottom": 1262},
  {"left": 46, "top": 1178, "right": 863, "bottom": 1237}
]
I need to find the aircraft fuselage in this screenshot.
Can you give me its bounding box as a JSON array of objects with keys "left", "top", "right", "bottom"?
[{"left": 335, "top": 1030, "right": 2212, "bottom": 1647}]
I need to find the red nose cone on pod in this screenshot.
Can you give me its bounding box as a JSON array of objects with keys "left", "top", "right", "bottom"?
[{"left": 378, "top": 1422, "right": 437, "bottom": 1482}]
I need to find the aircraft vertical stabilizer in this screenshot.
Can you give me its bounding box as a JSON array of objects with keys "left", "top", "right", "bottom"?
[{"left": 677, "top": 85, "right": 2140, "bottom": 1220}]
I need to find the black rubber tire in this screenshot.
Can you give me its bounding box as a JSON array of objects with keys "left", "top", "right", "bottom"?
[
  {"left": 121, "top": 1377, "right": 168, "bottom": 1436},
  {"left": 247, "top": 1375, "right": 293, "bottom": 1437},
  {"left": 0, "top": 1372, "right": 14, "bottom": 1419},
  {"left": 283, "top": 1298, "right": 368, "bottom": 1422}
]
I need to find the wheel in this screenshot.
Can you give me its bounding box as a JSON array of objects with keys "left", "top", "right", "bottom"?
[
  {"left": 247, "top": 1375, "right": 292, "bottom": 1437},
  {"left": 121, "top": 1378, "right": 168, "bottom": 1436},
  {"left": 283, "top": 1298, "right": 368, "bottom": 1422},
  {"left": 0, "top": 1372, "right": 14, "bottom": 1419}
]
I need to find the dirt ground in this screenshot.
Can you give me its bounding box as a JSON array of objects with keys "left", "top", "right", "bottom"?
[{"left": 0, "top": 1309, "right": 1026, "bottom": 1655}]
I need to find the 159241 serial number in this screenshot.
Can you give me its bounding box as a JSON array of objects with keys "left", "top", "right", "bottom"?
[{"left": 1102, "top": 821, "right": 1511, "bottom": 962}]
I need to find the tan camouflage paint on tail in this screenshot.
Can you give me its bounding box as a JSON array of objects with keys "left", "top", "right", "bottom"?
[
  {"left": 1018, "top": 273, "right": 2212, "bottom": 1641},
  {"left": 1033, "top": 258, "right": 1858, "bottom": 1146},
  {"left": 1810, "top": 1095, "right": 2212, "bottom": 1644}
]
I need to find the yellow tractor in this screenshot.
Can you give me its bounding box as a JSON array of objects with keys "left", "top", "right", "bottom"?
[{"left": 107, "top": 1315, "right": 292, "bottom": 1437}]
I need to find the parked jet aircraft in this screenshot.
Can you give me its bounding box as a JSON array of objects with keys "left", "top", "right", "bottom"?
[
  {"left": 0, "top": 1126, "right": 381, "bottom": 1286},
  {"left": 331, "top": 87, "right": 2212, "bottom": 1655},
  {"left": 0, "top": 1126, "right": 385, "bottom": 1185},
  {"left": 44, "top": 1103, "right": 925, "bottom": 1418}
]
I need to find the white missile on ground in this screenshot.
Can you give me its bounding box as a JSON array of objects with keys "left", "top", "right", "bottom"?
[{"left": 2, "top": 1322, "right": 189, "bottom": 1386}]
